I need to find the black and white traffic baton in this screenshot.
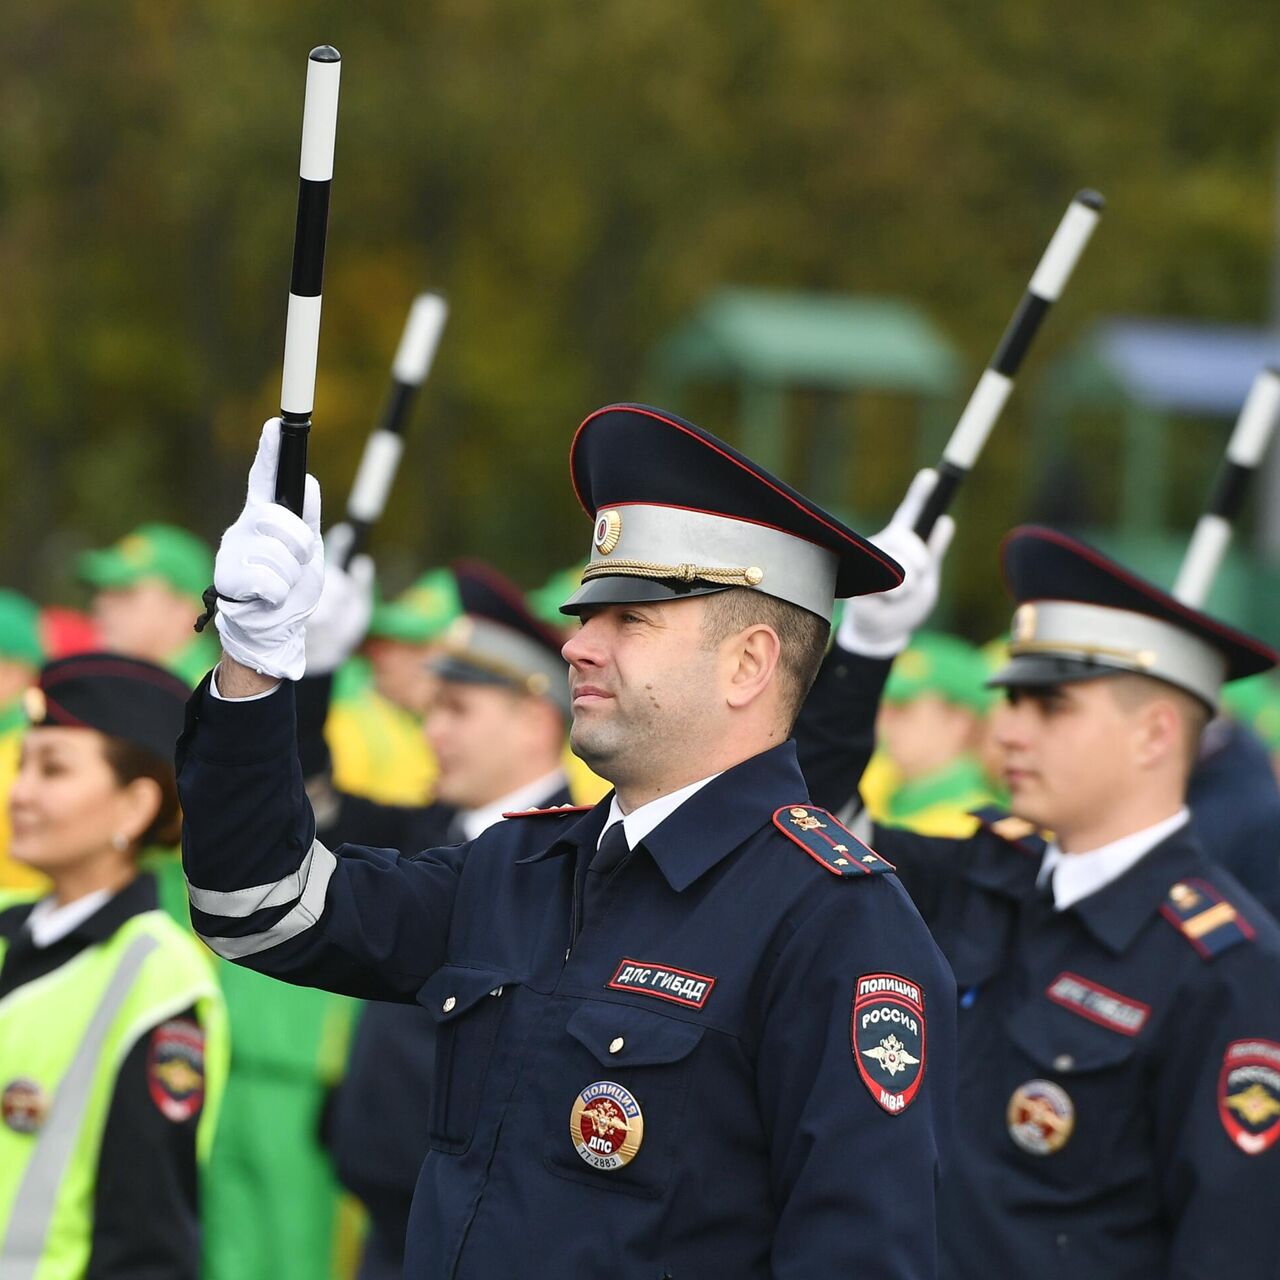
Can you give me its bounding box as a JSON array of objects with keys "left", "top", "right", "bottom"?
[
  {"left": 913, "top": 190, "right": 1105, "bottom": 538},
  {"left": 339, "top": 292, "right": 449, "bottom": 566},
  {"left": 1172, "top": 365, "right": 1280, "bottom": 608},
  {"left": 276, "top": 45, "right": 342, "bottom": 515}
]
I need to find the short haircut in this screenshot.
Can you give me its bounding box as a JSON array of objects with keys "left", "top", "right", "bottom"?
[
  {"left": 1108, "top": 673, "right": 1211, "bottom": 778},
  {"left": 699, "top": 588, "right": 830, "bottom": 729}
]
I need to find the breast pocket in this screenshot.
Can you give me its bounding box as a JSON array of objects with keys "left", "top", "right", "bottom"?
[
  {"left": 419, "top": 965, "right": 519, "bottom": 1155},
  {"left": 544, "top": 1001, "right": 705, "bottom": 1199},
  {"left": 1003, "top": 1002, "right": 1144, "bottom": 1187}
]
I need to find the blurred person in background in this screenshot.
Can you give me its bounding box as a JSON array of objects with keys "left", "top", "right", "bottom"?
[
  {"left": 78, "top": 523, "right": 217, "bottom": 687},
  {"left": 1187, "top": 671, "right": 1280, "bottom": 919},
  {"left": 325, "top": 560, "right": 574, "bottom": 1280},
  {"left": 1222, "top": 672, "right": 1280, "bottom": 785},
  {"left": 0, "top": 653, "right": 227, "bottom": 1278},
  {"left": 874, "top": 630, "right": 1000, "bottom": 835},
  {"left": 324, "top": 567, "right": 461, "bottom": 806},
  {"left": 0, "top": 591, "right": 47, "bottom": 890}
]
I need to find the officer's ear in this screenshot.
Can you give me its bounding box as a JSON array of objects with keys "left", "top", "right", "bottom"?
[{"left": 723, "top": 623, "right": 782, "bottom": 712}]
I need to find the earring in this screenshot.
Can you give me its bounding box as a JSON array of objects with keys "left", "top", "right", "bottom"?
[{"left": 111, "top": 834, "right": 129, "bottom": 852}]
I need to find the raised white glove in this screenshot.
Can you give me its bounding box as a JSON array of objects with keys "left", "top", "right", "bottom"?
[
  {"left": 837, "top": 468, "right": 955, "bottom": 658},
  {"left": 304, "top": 522, "right": 375, "bottom": 676},
  {"left": 213, "top": 419, "right": 324, "bottom": 681}
]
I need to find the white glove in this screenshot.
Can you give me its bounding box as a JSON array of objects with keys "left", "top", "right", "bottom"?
[
  {"left": 304, "top": 522, "right": 375, "bottom": 676},
  {"left": 837, "top": 468, "right": 955, "bottom": 658},
  {"left": 213, "top": 419, "right": 324, "bottom": 681}
]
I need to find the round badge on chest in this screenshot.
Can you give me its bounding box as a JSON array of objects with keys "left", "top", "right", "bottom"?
[
  {"left": 2, "top": 1078, "right": 50, "bottom": 1135},
  {"left": 1007, "top": 1078, "right": 1075, "bottom": 1155},
  {"left": 569, "top": 1080, "right": 644, "bottom": 1171}
]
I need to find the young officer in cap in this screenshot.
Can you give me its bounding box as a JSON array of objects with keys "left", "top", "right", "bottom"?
[
  {"left": 79, "top": 523, "right": 219, "bottom": 686},
  {"left": 323, "top": 559, "right": 575, "bottom": 1280},
  {"left": 813, "top": 522, "right": 1280, "bottom": 1279},
  {"left": 0, "top": 653, "right": 227, "bottom": 1278},
  {"left": 178, "top": 407, "right": 955, "bottom": 1279}
]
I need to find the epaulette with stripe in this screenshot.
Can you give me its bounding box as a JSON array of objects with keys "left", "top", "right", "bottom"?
[
  {"left": 772, "top": 805, "right": 895, "bottom": 878},
  {"left": 502, "top": 804, "right": 595, "bottom": 819},
  {"left": 970, "top": 805, "right": 1048, "bottom": 858},
  {"left": 1160, "top": 878, "right": 1255, "bottom": 960}
]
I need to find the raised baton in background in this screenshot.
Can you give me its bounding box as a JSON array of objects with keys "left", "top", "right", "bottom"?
[
  {"left": 913, "top": 189, "right": 1105, "bottom": 537},
  {"left": 276, "top": 45, "right": 342, "bottom": 514},
  {"left": 339, "top": 291, "right": 449, "bottom": 566},
  {"left": 1172, "top": 365, "right": 1280, "bottom": 608}
]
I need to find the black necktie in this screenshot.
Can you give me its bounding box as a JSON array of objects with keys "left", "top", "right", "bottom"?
[{"left": 582, "top": 821, "right": 632, "bottom": 924}]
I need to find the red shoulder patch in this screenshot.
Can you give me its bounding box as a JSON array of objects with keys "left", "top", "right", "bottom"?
[
  {"left": 852, "top": 973, "right": 926, "bottom": 1115},
  {"left": 502, "top": 804, "right": 595, "bottom": 819},
  {"left": 1219, "top": 1039, "right": 1280, "bottom": 1155},
  {"left": 147, "top": 1018, "right": 205, "bottom": 1122}
]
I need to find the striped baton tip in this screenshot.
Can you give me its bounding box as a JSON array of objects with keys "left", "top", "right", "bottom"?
[
  {"left": 309, "top": 45, "right": 341, "bottom": 62},
  {"left": 1074, "top": 189, "right": 1105, "bottom": 211}
]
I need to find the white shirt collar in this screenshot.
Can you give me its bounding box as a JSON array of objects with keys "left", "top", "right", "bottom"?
[
  {"left": 599, "top": 773, "right": 724, "bottom": 851},
  {"left": 25, "top": 889, "right": 113, "bottom": 949},
  {"left": 1038, "top": 807, "right": 1191, "bottom": 910},
  {"left": 458, "top": 768, "right": 570, "bottom": 843}
]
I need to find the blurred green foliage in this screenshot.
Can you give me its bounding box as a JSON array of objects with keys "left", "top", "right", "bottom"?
[{"left": 1, "top": 0, "right": 1277, "bottom": 634}]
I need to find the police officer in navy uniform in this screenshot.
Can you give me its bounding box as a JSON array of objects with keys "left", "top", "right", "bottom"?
[
  {"left": 806, "top": 518, "right": 1280, "bottom": 1279},
  {"left": 178, "top": 406, "right": 956, "bottom": 1279},
  {"left": 323, "top": 560, "right": 574, "bottom": 1280}
]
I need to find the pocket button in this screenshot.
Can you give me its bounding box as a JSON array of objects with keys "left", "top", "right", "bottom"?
[
  {"left": 443, "top": 996, "right": 457, "bottom": 1013},
  {"left": 609, "top": 1037, "right": 625, "bottom": 1054}
]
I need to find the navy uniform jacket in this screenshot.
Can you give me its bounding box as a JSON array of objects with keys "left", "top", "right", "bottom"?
[
  {"left": 178, "top": 676, "right": 955, "bottom": 1280},
  {"left": 325, "top": 780, "right": 572, "bottom": 1279},
  {"left": 796, "top": 643, "right": 1280, "bottom": 1277}
]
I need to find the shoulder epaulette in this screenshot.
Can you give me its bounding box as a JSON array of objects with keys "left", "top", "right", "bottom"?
[
  {"left": 1160, "top": 878, "right": 1255, "bottom": 960},
  {"left": 970, "top": 805, "right": 1048, "bottom": 857},
  {"left": 772, "top": 805, "right": 895, "bottom": 878},
  {"left": 502, "top": 804, "right": 595, "bottom": 819}
]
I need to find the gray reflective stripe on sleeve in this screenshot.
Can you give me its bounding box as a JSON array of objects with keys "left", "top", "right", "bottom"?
[
  {"left": 186, "top": 840, "right": 323, "bottom": 918},
  {"left": 195, "top": 841, "right": 337, "bottom": 960},
  {"left": 0, "top": 934, "right": 159, "bottom": 1279}
]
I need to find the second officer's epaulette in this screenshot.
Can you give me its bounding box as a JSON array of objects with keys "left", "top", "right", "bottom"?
[
  {"left": 970, "top": 805, "right": 1048, "bottom": 858},
  {"left": 1160, "top": 878, "right": 1255, "bottom": 960},
  {"left": 502, "top": 804, "right": 595, "bottom": 819},
  {"left": 772, "top": 805, "right": 895, "bottom": 878}
]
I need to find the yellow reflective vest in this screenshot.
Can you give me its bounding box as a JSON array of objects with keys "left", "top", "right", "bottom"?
[{"left": 0, "top": 895, "right": 227, "bottom": 1280}]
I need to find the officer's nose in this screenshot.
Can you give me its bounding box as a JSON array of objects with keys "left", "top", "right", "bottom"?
[
  {"left": 991, "top": 698, "right": 1029, "bottom": 752},
  {"left": 562, "top": 615, "right": 604, "bottom": 670}
]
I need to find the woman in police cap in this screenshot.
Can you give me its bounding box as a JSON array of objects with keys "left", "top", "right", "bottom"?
[{"left": 0, "top": 652, "right": 227, "bottom": 1279}]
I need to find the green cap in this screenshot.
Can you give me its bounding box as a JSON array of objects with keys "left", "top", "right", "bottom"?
[
  {"left": 0, "top": 591, "right": 44, "bottom": 667},
  {"left": 885, "top": 631, "right": 996, "bottom": 713},
  {"left": 368, "top": 569, "right": 461, "bottom": 644},
  {"left": 78, "top": 523, "right": 213, "bottom": 601},
  {"left": 526, "top": 564, "right": 586, "bottom": 628},
  {"left": 1222, "top": 673, "right": 1280, "bottom": 751}
]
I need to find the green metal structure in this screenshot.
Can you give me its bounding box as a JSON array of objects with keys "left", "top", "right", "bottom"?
[{"left": 1039, "top": 319, "right": 1280, "bottom": 638}]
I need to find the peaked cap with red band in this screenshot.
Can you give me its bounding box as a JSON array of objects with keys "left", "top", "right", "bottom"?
[
  {"left": 989, "top": 525, "right": 1277, "bottom": 708},
  {"left": 434, "top": 560, "right": 570, "bottom": 714},
  {"left": 559, "top": 404, "right": 904, "bottom": 623},
  {"left": 27, "top": 652, "right": 190, "bottom": 762}
]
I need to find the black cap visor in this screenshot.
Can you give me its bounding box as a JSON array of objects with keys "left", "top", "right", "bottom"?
[
  {"left": 559, "top": 575, "right": 732, "bottom": 616},
  {"left": 986, "top": 653, "right": 1131, "bottom": 692}
]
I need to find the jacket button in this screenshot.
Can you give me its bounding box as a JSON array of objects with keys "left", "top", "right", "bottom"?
[
  {"left": 609, "top": 1037, "right": 625, "bottom": 1054},
  {"left": 443, "top": 996, "right": 457, "bottom": 1013},
  {"left": 1053, "top": 1054, "right": 1074, "bottom": 1072}
]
